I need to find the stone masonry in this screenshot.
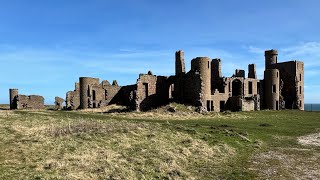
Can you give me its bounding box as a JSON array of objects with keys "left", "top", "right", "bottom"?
[
  {"left": 63, "top": 49, "right": 304, "bottom": 112},
  {"left": 9, "top": 89, "right": 45, "bottom": 110}
]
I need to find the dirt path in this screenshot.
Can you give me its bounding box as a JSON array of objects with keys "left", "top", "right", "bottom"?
[{"left": 250, "top": 133, "right": 320, "bottom": 179}]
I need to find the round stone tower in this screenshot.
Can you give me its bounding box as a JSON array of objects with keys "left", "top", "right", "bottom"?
[
  {"left": 265, "top": 49, "right": 278, "bottom": 70},
  {"left": 9, "top": 89, "right": 19, "bottom": 110},
  {"left": 191, "top": 57, "right": 211, "bottom": 108},
  {"left": 264, "top": 69, "right": 280, "bottom": 110},
  {"left": 79, "top": 77, "right": 99, "bottom": 109}
]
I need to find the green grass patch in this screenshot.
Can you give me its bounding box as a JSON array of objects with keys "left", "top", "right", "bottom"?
[{"left": 0, "top": 109, "right": 319, "bottom": 179}]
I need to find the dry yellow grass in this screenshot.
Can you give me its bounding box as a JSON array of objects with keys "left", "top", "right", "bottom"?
[{"left": 0, "top": 110, "right": 236, "bottom": 179}]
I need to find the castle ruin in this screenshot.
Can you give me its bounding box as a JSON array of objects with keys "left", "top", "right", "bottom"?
[
  {"left": 9, "top": 89, "right": 45, "bottom": 110},
  {"left": 65, "top": 49, "right": 304, "bottom": 112}
]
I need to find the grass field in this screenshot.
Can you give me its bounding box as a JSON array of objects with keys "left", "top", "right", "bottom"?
[{"left": 0, "top": 104, "right": 319, "bottom": 179}]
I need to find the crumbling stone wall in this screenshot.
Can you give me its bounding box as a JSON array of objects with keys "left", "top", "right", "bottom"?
[
  {"left": 270, "top": 61, "right": 304, "bottom": 110},
  {"left": 234, "top": 69, "right": 245, "bottom": 78},
  {"left": 136, "top": 74, "right": 159, "bottom": 111},
  {"left": 66, "top": 83, "right": 80, "bottom": 110},
  {"left": 55, "top": 97, "right": 65, "bottom": 110},
  {"left": 17, "top": 95, "right": 45, "bottom": 109},
  {"left": 181, "top": 71, "right": 202, "bottom": 106},
  {"left": 60, "top": 49, "right": 303, "bottom": 113},
  {"left": 9, "top": 89, "right": 45, "bottom": 110}
]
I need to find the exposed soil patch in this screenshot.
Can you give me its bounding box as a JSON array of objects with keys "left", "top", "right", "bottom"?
[
  {"left": 250, "top": 149, "right": 320, "bottom": 179},
  {"left": 298, "top": 133, "right": 320, "bottom": 147}
]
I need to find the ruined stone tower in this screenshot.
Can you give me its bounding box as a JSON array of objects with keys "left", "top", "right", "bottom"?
[
  {"left": 264, "top": 69, "right": 280, "bottom": 110},
  {"left": 9, "top": 89, "right": 19, "bottom": 110},
  {"left": 248, "top": 64, "right": 257, "bottom": 79},
  {"left": 79, "top": 77, "right": 100, "bottom": 109},
  {"left": 211, "top": 58, "right": 222, "bottom": 78},
  {"left": 191, "top": 57, "right": 211, "bottom": 109},
  {"left": 175, "top": 50, "right": 185, "bottom": 76},
  {"left": 265, "top": 49, "right": 278, "bottom": 70},
  {"left": 211, "top": 58, "right": 222, "bottom": 92}
]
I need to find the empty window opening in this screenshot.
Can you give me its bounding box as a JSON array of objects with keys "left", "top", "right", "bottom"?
[
  {"left": 143, "top": 83, "right": 148, "bottom": 97},
  {"left": 300, "top": 74, "right": 302, "bottom": 81},
  {"left": 300, "top": 100, "right": 302, "bottom": 107},
  {"left": 277, "top": 72, "right": 279, "bottom": 78},
  {"left": 232, "top": 80, "right": 242, "bottom": 96},
  {"left": 207, "top": 100, "right": 211, "bottom": 111},
  {"left": 228, "top": 82, "right": 231, "bottom": 92},
  {"left": 92, "top": 90, "right": 96, "bottom": 101},
  {"left": 300, "top": 86, "right": 302, "bottom": 94},
  {"left": 208, "top": 61, "right": 210, "bottom": 69},
  {"left": 87, "top": 85, "right": 91, "bottom": 96},
  {"left": 248, "top": 81, "right": 253, "bottom": 94},
  {"left": 257, "top": 82, "right": 260, "bottom": 94},
  {"left": 273, "top": 84, "right": 276, "bottom": 93},
  {"left": 276, "top": 101, "right": 279, "bottom": 110},
  {"left": 211, "top": 101, "right": 214, "bottom": 111},
  {"left": 220, "top": 101, "right": 225, "bottom": 112}
]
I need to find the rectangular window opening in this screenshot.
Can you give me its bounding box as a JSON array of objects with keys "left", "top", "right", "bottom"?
[
  {"left": 207, "top": 100, "right": 211, "bottom": 111},
  {"left": 300, "top": 74, "right": 302, "bottom": 81},
  {"left": 143, "top": 83, "right": 148, "bottom": 97},
  {"left": 273, "top": 84, "right": 276, "bottom": 93},
  {"left": 220, "top": 101, "right": 225, "bottom": 112},
  {"left": 300, "top": 86, "right": 302, "bottom": 94},
  {"left": 248, "top": 81, "right": 253, "bottom": 94}
]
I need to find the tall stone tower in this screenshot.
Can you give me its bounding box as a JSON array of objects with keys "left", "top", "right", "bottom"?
[
  {"left": 9, "top": 89, "right": 19, "bottom": 110},
  {"left": 265, "top": 49, "right": 278, "bottom": 70},
  {"left": 175, "top": 50, "right": 185, "bottom": 76},
  {"left": 264, "top": 69, "right": 280, "bottom": 110},
  {"left": 191, "top": 57, "right": 211, "bottom": 109},
  {"left": 211, "top": 58, "right": 222, "bottom": 78},
  {"left": 211, "top": 58, "right": 222, "bottom": 92},
  {"left": 248, "top": 64, "right": 257, "bottom": 79},
  {"left": 79, "top": 77, "right": 99, "bottom": 109}
]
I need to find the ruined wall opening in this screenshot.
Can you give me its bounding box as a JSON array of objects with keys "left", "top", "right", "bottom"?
[
  {"left": 232, "top": 79, "right": 242, "bottom": 96},
  {"left": 273, "top": 84, "right": 276, "bottom": 93},
  {"left": 300, "top": 86, "right": 302, "bottom": 94},
  {"left": 207, "top": 100, "right": 210, "bottom": 111},
  {"left": 220, "top": 101, "right": 225, "bottom": 112},
  {"left": 92, "top": 90, "right": 96, "bottom": 101},
  {"left": 257, "top": 82, "right": 260, "bottom": 94},
  {"left": 206, "top": 100, "right": 214, "bottom": 112},
  {"left": 143, "top": 83, "right": 149, "bottom": 97},
  {"left": 276, "top": 101, "right": 279, "bottom": 110},
  {"left": 248, "top": 81, "right": 253, "bottom": 94}
]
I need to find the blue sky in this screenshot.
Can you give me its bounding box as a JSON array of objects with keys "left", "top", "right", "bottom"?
[{"left": 0, "top": 0, "right": 320, "bottom": 104}]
